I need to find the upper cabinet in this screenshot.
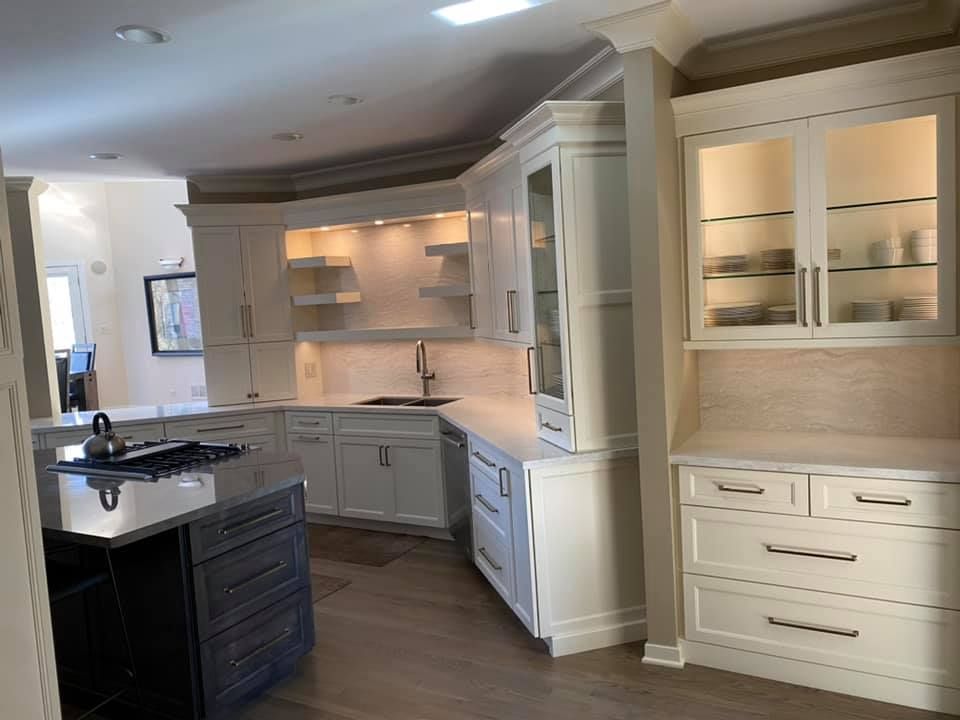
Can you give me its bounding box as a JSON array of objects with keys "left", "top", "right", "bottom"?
[{"left": 682, "top": 95, "right": 957, "bottom": 347}]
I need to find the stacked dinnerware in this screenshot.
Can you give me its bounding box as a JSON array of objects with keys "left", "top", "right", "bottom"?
[
  {"left": 910, "top": 229, "right": 937, "bottom": 264},
  {"left": 703, "top": 254, "right": 748, "bottom": 276},
  {"left": 852, "top": 299, "right": 894, "bottom": 322},
  {"left": 899, "top": 296, "right": 937, "bottom": 321},
  {"left": 828, "top": 248, "right": 842, "bottom": 267},
  {"left": 766, "top": 304, "right": 797, "bottom": 324},
  {"left": 704, "top": 302, "right": 764, "bottom": 327},
  {"left": 870, "top": 237, "right": 904, "bottom": 266},
  {"left": 760, "top": 248, "right": 794, "bottom": 271}
]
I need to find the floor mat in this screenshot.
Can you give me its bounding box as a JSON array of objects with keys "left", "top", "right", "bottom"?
[
  {"left": 310, "top": 574, "right": 351, "bottom": 602},
  {"left": 308, "top": 525, "right": 425, "bottom": 567}
]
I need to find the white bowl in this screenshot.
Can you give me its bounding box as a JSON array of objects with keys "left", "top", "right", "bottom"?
[
  {"left": 912, "top": 245, "right": 938, "bottom": 264},
  {"left": 870, "top": 245, "right": 905, "bottom": 266},
  {"left": 875, "top": 236, "right": 904, "bottom": 249}
]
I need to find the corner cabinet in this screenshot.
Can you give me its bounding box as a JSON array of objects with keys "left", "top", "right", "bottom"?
[
  {"left": 683, "top": 96, "right": 957, "bottom": 346},
  {"left": 502, "top": 102, "right": 636, "bottom": 452}
]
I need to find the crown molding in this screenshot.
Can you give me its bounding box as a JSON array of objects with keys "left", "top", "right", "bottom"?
[
  {"left": 456, "top": 142, "right": 517, "bottom": 188},
  {"left": 501, "top": 101, "right": 626, "bottom": 150},
  {"left": 583, "top": 1, "right": 701, "bottom": 67},
  {"left": 534, "top": 47, "right": 625, "bottom": 104},
  {"left": 4, "top": 176, "right": 47, "bottom": 195},
  {"left": 186, "top": 174, "right": 294, "bottom": 194}
]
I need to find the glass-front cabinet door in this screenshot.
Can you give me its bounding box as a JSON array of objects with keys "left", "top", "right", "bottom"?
[
  {"left": 685, "top": 121, "right": 812, "bottom": 341},
  {"left": 810, "top": 98, "right": 956, "bottom": 338}
]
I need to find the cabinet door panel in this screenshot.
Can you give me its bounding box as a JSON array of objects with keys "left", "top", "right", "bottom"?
[
  {"left": 203, "top": 345, "right": 253, "bottom": 406},
  {"left": 250, "top": 341, "right": 296, "bottom": 403},
  {"left": 193, "top": 227, "right": 247, "bottom": 346},
  {"left": 490, "top": 185, "right": 519, "bottom": 341},
  {"left": 241, "top": 226, "right": 294, "bottom": 343},
  {"left": 288, "top": 435, "right": 338, "bottom": 515},
  {"left": 506, "top": 461, "right": 538, "bottom": 635},
  {"left": 468, "top": 199, "right": 494, "bottom": 338},
  {"left": 335, "top": 437, "right": 393, "bottom": 521},
  {"left": 389, "top": 439, "right": 444, "bottom": 528},
  {"left": 511, "top": 184, "right": 534, "bottom": 344}
]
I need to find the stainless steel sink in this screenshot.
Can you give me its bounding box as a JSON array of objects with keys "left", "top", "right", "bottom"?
[
  {"left": 353, "top": 396, "right": 460, "bottom": 407},
  {"left": 402, "top": 397, "right": 460, "bottom": 407}
]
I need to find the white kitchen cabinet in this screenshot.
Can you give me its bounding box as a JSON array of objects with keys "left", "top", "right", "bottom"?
[
  {"left": 193, "top": 227, "right": 247, "bottom": 347},
  {"left": 390, "top": 439, "right": 444, "bottom": 528},
  {"left": 467, "top": 199, "right": 493, "bottom": 337},
  {"left": 202, "top": 342, "right": 296, "bottom": 406},
  {"left": 288, "top": 434, "right": 338, "bottom": 515},
  {"left": 503, "top": 457, "right": 538, "bottom": 636},
  {"left": 241, "top": 226, "right": 295, "bottom": 343},
  {"left": 250, "top": 341, "right": 296, "bottom": 402},
  {"left": 335, "top": 437, "right": 393, "bottom": 522}
]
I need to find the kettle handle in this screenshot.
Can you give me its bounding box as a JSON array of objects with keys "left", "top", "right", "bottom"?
[{"left": 92, "top": 412, "right": 112, "bottom": 435}]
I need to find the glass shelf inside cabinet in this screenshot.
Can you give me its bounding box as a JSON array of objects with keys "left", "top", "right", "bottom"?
[{"left": 828, "top": 262, "right": 937, "bottom": 274}]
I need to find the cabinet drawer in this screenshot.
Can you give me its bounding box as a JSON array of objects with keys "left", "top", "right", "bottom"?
[
  {"left": 333, "top": 412, "right": 438, "bottom": 439},
  {"left": 535, "top": 405, "right": 574, "bottom": 452},
  {"left": 190, "top": 485, "right": 304, "bottom": 564},
  {"left": 194, "top": 523, "right": 310, "bottom": 640},
  {"left": 811, "top": 474, "right": 960, "bottom": 530},
  {"left": 41, "top": 422, "right": 165, "bottom": 449},
  {"left": 285, "top": 412, "right": 332, "bottom": 435},
  {"left": 679, "top": 465, "right": 809, "bottom": 515},
  {"left": 165, "top": 413, "right": 275, "bottom": 442},
  {"left": 682, "top": 505, "right": 960, "bottom": 609},
  {"left": 470, "top": 466, "right": 510, "bottom": 543},
  {"left": 684, "top": 574, "right": 960, "bottom": 687},
  {"left": 200, "top": 587, "right": 313, "bottom": 714},
  {"left": 473, "top": 510, "right": 513, "bottom": 605}
]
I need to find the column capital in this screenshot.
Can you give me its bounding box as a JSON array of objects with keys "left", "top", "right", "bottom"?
[
  {"left": 582, "top": 0, "right": 700, "bottom": 67},
  {"left": 5, "top": 177, "right": 48, "bottom": 196}
]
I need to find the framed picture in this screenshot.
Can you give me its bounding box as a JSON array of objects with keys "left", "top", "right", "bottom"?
[{"left": 144, "top": 273, "right": 203, "bottom": 356}]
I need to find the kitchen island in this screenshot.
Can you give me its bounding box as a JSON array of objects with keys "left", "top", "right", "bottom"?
[{"left": 36, "top": 446, "right": 314, "bottom": 719}]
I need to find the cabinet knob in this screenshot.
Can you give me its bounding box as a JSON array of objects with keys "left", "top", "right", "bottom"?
[{"left": 246, "top": 393, "right": 253, "bottom": 399}]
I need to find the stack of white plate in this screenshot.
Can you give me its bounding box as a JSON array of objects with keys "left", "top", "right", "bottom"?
[
  {"left": 910, "top": 229, "right": 937, "bottom": 264},
  {"left": 704, "top": 302, "right": 764, "bottom": 327},
  {"left": 852, "top": 299, "right": 894, "bottom": 322},
  {"left": 870, "top": 238, "right": 905, "bottom": 266},
  {"left": 899, "top": 296, "right": 937, "bottom": 321},
  {"left": 760, "top": 248, "right": 794, "bottom": 271},
  {"left": 766, "top": 304, "right": 797, "bottom": 324},
  {"left": 828, "top": 248, "right": 842, "bottom": 266},
  {"left": 704, "top": 254, "right": 748, "bottom": 276}
]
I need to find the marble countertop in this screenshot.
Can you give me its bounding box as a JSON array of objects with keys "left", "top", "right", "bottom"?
[
  {"left": 36, "top": 447, "right": 305, "bottom": 547},
  {"left": 671, "top": 430, "right": 960, "bottom": 483}
]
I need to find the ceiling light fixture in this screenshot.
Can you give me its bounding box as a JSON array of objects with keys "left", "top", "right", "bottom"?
[
  {"left": 272, "top": 132, "right": 304, "bottom": 142},
  {"left": 114, "top": 25, "right": 171, "bottom": 44},
  {"left": 328, "top": 94, "right": 363, "bottom": 106},
  {"left": 432, "top": 0, "right": 548, "bottom": 26},
  {"left": 374, "top": 220, "right": 385, "bottom": 226},
  {"left": 88, "top": 152, "right": 124, "bottom": 160}
]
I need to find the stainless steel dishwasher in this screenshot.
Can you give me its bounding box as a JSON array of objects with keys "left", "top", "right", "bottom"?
[{"left": 439, "top": 419, "right": 471, "bottom": 559}]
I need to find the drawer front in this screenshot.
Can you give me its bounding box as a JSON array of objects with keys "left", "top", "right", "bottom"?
[
  {"left": 194, "top": 524, "right": 310, "bottom": 640},
  {"left": 473, "top": 509, "right": 513, "bottom": 604},
  {"left": 190, "top": 485, "right": 304, "bottom": 564},
  {"left": 201, "top": 587, "right": 314, "bottom": 714},
  {"left": 285, "top": 411, "right": 333, "bottom": 435},
  {"left": 684, "top": 574, "right": 960, "bottom": 687},
  {"left": 682, "top": 505, "right": 960, "bottom": 609},
  {"left": 811, "top": 474, "right": 960, "bottom": 530},
  {"left": 679, "top": 465, "right": 809, "bottom": 515},
  {"left": 165, "top": 413, "right": 275, "bottom": 442},
  {"left": 333, "top": 412, "right": 438, "bottom": 439},
  {"left": 535, "top": 405, "right": 574, "bottom": 452},
  {"left": 470, "top": 466, "right": 509, "bottom": 543},
  {"left": 41, "top": 422, "right": 165, "bottom": 449}
]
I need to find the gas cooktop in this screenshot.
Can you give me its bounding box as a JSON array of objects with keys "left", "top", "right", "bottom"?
[{"left": 45, "top": 441, "right": 246, "bottom": 481}]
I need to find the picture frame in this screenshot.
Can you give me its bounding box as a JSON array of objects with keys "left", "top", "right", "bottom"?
[{"left": 144, "top": 272, "right": 204, "bottom": 356}]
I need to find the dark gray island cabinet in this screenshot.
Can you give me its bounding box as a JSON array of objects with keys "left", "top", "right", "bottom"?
[{"left": 35, "top": 448, "right": 315, "bottom": 719}]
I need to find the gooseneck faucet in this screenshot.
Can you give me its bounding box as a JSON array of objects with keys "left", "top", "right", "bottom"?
[{"left": 415, "top": 340, "right": 436, "bottom": 397}]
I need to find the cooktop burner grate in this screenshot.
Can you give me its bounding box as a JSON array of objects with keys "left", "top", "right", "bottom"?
[{"left": 45, "top": 441, "right": 246, "bottom": 481}]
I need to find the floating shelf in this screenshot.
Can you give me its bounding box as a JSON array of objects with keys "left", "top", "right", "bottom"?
[
  {"left": 288, "top": 256, "right": 352, "bottom": 269},
  {"left": 424, "top": 242, "right": 469, "bottom": 258},
  {"left": 292, "top": 292, "right": 362, "bottom": 307},
  {"left": 418, "top": 284, "right": 471, "bottom": 299},
  {"left": 296, "top": 326, "right": 474, "bottom": 343}
]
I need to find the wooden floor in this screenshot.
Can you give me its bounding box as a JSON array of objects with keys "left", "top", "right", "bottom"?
[{"left": 239, "top": 533, "right": 953, "bottom": 720}]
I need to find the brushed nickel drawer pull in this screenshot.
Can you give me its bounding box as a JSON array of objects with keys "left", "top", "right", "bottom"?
[
  {"left": 475, "top": 494, "right": 499, "bottom": 514},
  {"left": 197, "top": 424, "right": 246, "bottom": 434},
  {"left": 296, "top": 435, "right": 325, "bottom": 442},
  {"left": 716, "top": 482, "right": 765, "bottom": 495},
  {"left": 298, "top": 419, "right": 323, "bottom": 426},
  {"left": 526, "top": 347, "right": 536, "bottom": 395},
  {"left": 240, "top": 304, "right": 248, "bottom": 338},
  {"left": 765, "top": 544, "right": 858, "bottom": 562},
  {"left": 217, "top": 507, "right": 285, "bottom": 536},
  {"left": 768, "top": 616, "right": 859, "bottom": 638},
  {"left": 472, "top": 451, "right": 496, "bottom": 468},
  {"left": 478, "top": 547, "right": 502, "bottom": 571},
  {"left": 798, "top": 266, "right": 808, "bottom": 327},
  {"left": 855, "top": 494, "right": 912, "bottom": 507},
  {"left": 540, "top": 421, "right": 562, "bottom": 432},
  {"left": 498, "top": 467, "right": 509, "bottom": 497},
  {"left": 441, "top": 431, "right": 465, "bottom": 449},
  {"left": 223, "top": 561, "right": 288, "bottom": 595},
  {"left": 228, "top": 627, "right": 292, "bottom": 668},
  {"left": 813, "top": 265, "right": 823, "bottom": 327}
]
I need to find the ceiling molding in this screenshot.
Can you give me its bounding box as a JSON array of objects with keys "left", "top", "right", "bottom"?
[
  {"left": 536, "top": 47, "right": 625, "bottom": 103},
  {"left": 582, "top": 1, "right": 701, "bottom": 67},
  {"left": 501, "top": 101, "right": 626, "bottom": 150},
  {"left": 4, "top": 176, "right": 43, "bottom": 194},
  {"left": 186, "top": 174, "right": 294, "bottom": 195},
  {"left": 456, "top": 142, "right": 517, "bottom": 188}
]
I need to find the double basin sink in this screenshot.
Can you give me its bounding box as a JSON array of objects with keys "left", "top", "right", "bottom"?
[{"left": 353, "top": 396, "right": 460, "bottom": 407}]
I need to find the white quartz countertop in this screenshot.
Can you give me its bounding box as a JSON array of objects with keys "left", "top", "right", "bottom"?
[
  {"left": 671, "top": 429, "right": 960, "bottom": 483},
  {"left": 32, "top": 395, "right": 636, "bottom": 470}
]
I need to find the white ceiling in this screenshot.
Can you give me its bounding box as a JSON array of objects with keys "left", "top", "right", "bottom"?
[{"left": 0, "top": 0, "right": 919, "bottom": 181}]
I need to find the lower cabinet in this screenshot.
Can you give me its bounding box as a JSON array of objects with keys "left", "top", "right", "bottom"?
[
  {"left": 287, "top": 434, "right": 338, "bottom": 515},
  {"left": 335, "top": 437, "right": 393, "bottom": 521},
  {"left": 392, "top": 440, "right": 444, "bottom": 527},
  {"left": 203, "top": 341, "right": 296, "bottom": 406}
]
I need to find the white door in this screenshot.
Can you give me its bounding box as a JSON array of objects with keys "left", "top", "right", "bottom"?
[
  {"left": 249, "top": 341, "right": 296, "bottom": 403},
  {"left": 467, "top": 199, "right": 493, "bottom": 338},
  {"left": 241, "top": 226, "right": 293, "bottom": 343},
  {"left": 288, "top": 435, "right": 338, "bottom": 515},
  {"left": 490, "top": 185, "right": 520, "bottom": 341},
  {"left": 809, "top": 97, "right": 956, "bottom": 338},
  {"left": 388, "top": 439, "right": 444, "bottom": 528},
  {"left": 193, "top": 227, "right": 247, "bottom": 346},
  {"left": 335, "top": 437, "right": 394, "bottom": 521},
  {"left": 203, "top": 344, "right": 253, "bottom": 406},
  {"left": 0, "top": 156, "right": 60, "bottom": 718}
]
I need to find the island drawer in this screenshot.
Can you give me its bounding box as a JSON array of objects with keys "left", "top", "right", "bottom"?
[
  {"left": 811, "top": 474, "right": 960, "bottom": 530},
  {"left": 200, "top": 587, "right": 314, "bottom": 715},
  {"left": 190, "top": 485, "right": 304, "bottom": 563},
  {"left": 164, "top": 413, "right": 276, "bottom": 442},
  {"left": 194, "top": 524, "right": 310, "bottom": 640},
  {"left": 333, "top": 412, "right": 438, "bottom": 439},
  {"left": 678, "top": 465, "right": 809, "bottom": 515},
  {"left": 285, "top": 412, "right": 333, "bottom": 435}
]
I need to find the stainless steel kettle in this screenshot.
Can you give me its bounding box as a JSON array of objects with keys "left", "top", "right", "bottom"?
[{"left": 81, "top": 412, "right": 127, "bottom": 460}]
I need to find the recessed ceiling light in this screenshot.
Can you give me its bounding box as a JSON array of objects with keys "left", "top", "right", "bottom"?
[
  {"left": 432, "top": 0, "right": 549, "bottom": 26},
  {"left": 328, "top": 94, "right": 363, "bottom": 106},
  {"left": 88, "top": 152, "right": 123, "bottom": 160},
  {"left": 272, "top": 132, "right": 304, "bottom": 142},
  {"left": 374, "top": 220, "right": 385, "bottom": 226},
  {"left": 114, "top": 25, "right": 171, "bottom": 44}
]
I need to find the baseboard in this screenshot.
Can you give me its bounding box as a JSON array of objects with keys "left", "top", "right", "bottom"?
[
  {"left": 306, "top": 513, "right": 455, "bottom": 541},
  {"left": 544, "top": 618, "right": 647, "bottom": 658},
  {"left": 642, "top": 642, "right": 685, "bottom": 669},
  {"left": 683, "top": 641, "right": 960, "bottom": 715}
]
